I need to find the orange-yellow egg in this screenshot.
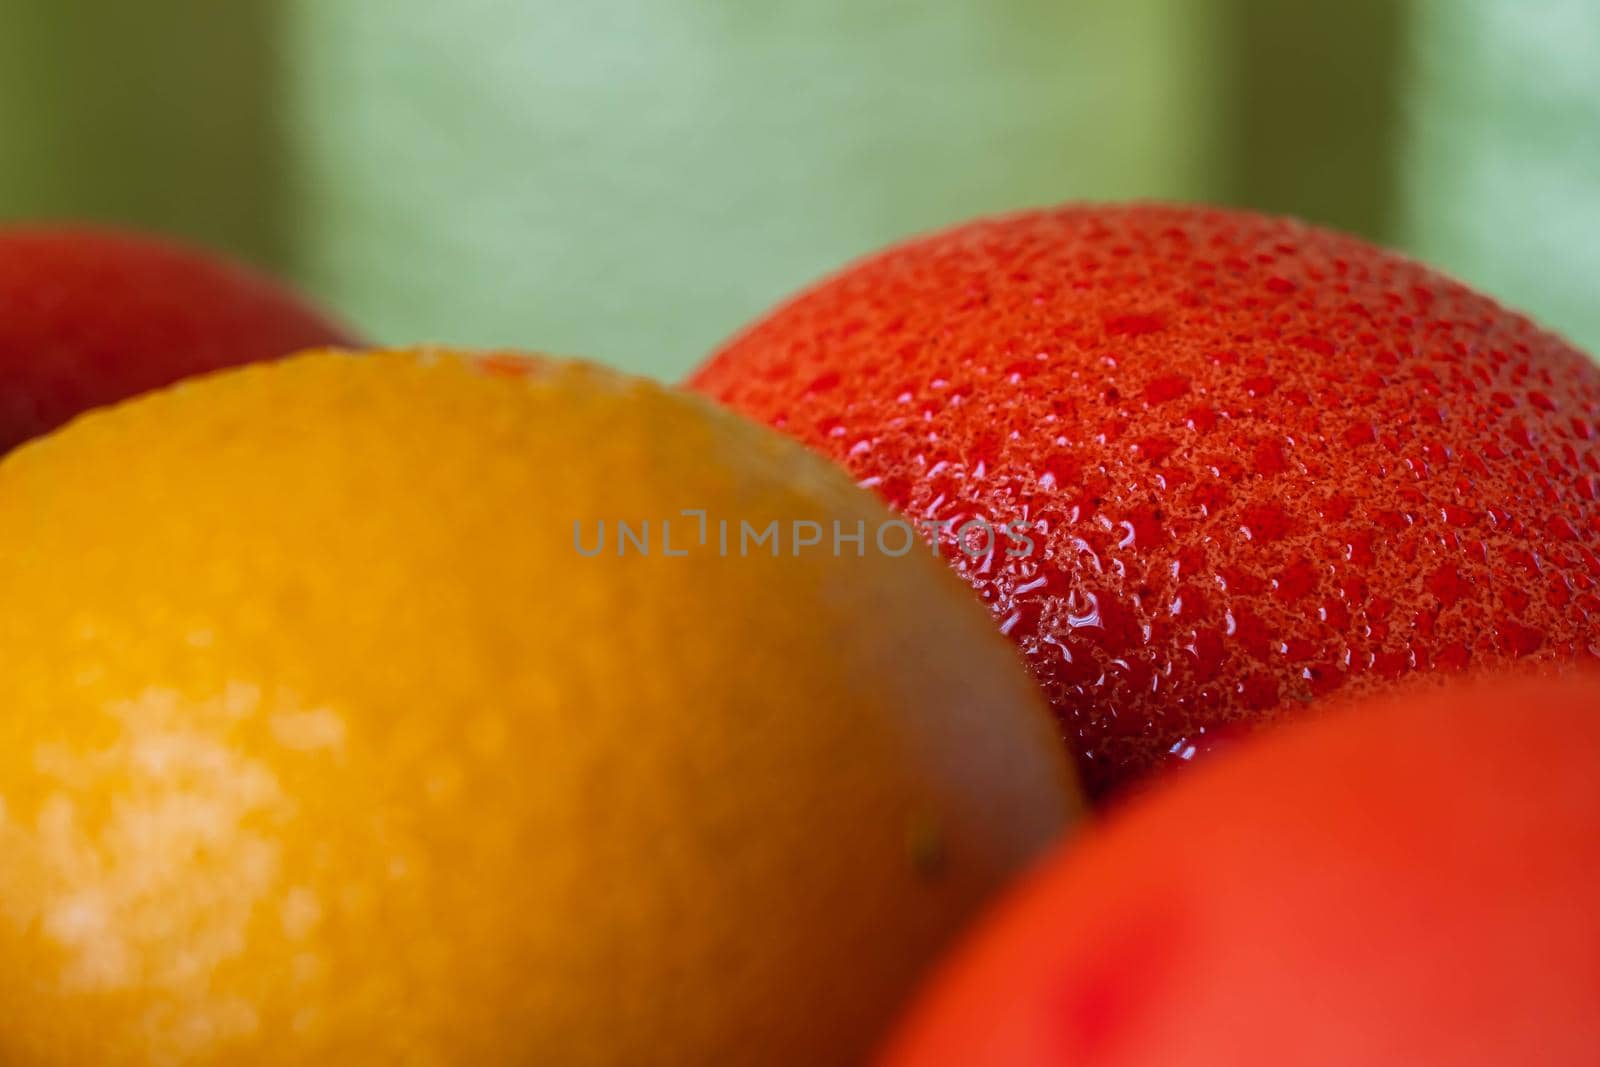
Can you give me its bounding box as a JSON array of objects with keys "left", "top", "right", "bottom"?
[{"left": 0, "top": 348, "right": 1077, "bottom": 1066}]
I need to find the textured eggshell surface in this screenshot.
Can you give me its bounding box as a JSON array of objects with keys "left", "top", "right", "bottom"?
[{"left": 691, "top": 203, "right": 1600, "bottom": 797}]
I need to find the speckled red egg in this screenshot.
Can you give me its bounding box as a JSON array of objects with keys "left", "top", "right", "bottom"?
[
  {"left": 0, "top": 226, "right": 356, "bottom": 453},
  {"left": 877, "top": 673, "right": 1600, "bottom": 1067},
  {"left": 689, "top": 204, "right": 1600, "bottom": 799}
]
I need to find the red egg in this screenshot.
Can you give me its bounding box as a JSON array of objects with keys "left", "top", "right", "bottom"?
[
  {"left": 689, "top": 204, "right": 1600, "bottom": 799},
  {"left": 879, "top": 673, "right": 1600, "bottom": 1067},
  {"left": 0, "top": 226, "right": 356, "bottom": 453}
]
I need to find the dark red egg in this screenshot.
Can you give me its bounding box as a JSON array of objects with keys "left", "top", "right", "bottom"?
[
  {"left": 0, "top": 226, "right": 356, "bottom": 453},
  {"left": 878, "top": 672, "right": 1600, "bottom": 1067},
  {"left": 689, "top": 204, "right": 1600, "bottom": 799}
]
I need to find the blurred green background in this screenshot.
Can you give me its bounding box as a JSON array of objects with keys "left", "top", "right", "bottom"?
[{"left": 1, "top": 0, "right": 1595, "bottom": 378}]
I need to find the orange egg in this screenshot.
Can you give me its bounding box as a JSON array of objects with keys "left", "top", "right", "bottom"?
[{"left": 0, "top": 348, "right": 1075, "bottom": 1067}]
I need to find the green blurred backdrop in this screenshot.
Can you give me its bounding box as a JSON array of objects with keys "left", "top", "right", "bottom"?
[{"left": 1, "top": 0, "right": 1595, "bottom": 377}]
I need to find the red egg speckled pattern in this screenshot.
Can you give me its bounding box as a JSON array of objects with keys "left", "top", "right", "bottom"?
[
  {"left": 689, "top": 204, "right": 1600, "bottom": 799},
  {"left": 0, "top": 227, "right": 356, "bottom": 453}
]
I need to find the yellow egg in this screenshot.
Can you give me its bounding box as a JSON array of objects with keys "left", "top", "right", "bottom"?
[{"left": 0, "top": 348, "right": 1078, "bottom": 1066}]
